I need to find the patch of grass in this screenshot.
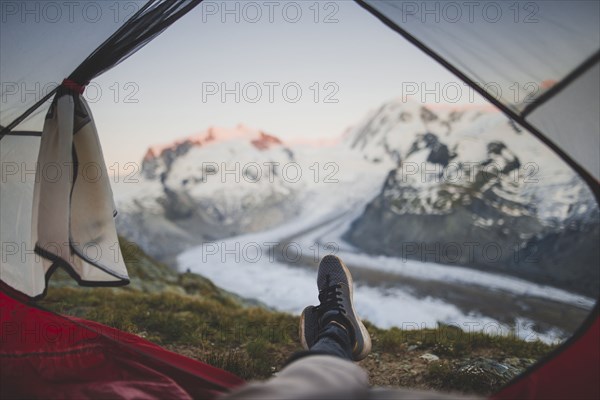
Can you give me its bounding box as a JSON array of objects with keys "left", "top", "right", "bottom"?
[
  {"left": 377, "top": 327, "right": 405, "bottom": 353},
  {"left": 368, "top": 322, "right": 552, "bottom": 360},
  {"left": 203, "top": 351, "right": 255, "bottom": 379},
  {"left": 426, "top": 357, "right": 522, "bottom": 394},
  {"left": 428, "top": 361, "right": 494, "bottom": 393}
]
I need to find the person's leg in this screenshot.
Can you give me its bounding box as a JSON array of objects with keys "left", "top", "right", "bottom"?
[
  {"left": 219, "top": 255, "right": 482, "bottom": 400},
  {"left": 306, "top": 321, "right": 353, "bottom": 359},
  {"left": 284, "top": 318, "right": 353, "bottom": 365},
  {"left": 286, "top": 253, "right": 372, "bottom": 365},
  {"left": 299, "top": 254, "right": 372, "bottom": 360},
  {"left": 219, "top": 255, "right": 371, "bottom": 399},
  {"left": 220, "top": 355, "right": 368, "bottom": 400}
]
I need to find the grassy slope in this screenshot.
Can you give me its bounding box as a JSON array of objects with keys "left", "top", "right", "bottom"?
[{"left": 39, "top": 239, "right": 555, "bottom": 396}]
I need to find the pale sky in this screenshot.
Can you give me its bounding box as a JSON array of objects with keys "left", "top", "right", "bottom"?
[{"left": 85, "top": 1, "right": 487, "bottom": 167}]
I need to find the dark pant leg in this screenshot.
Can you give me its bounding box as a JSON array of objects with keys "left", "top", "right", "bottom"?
[{"left": 285, "top": 323, "right": 352, "bottom": 365}]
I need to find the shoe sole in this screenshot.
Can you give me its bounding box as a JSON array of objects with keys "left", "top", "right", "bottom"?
[
  {"left": 336, "top": 257, "right": 372, "bottom": 361},
  {"left": 299, "top": 306, "right": 317, "bottom": 350}
]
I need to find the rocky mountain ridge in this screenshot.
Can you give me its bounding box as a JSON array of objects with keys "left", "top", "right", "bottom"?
[{"left": 342, "top": 100, "right": 599, "bottom": 297}]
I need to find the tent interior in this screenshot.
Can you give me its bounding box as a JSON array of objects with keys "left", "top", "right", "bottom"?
[{"left": 1, "top": 1, "right": 599, "bottom": 399}]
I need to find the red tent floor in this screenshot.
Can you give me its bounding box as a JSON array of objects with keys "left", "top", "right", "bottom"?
[{"left": 0, "top": 290, "right": 244, "bottom": 399}]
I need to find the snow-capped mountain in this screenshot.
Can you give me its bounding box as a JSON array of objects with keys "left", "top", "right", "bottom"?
[
  {"left": 343, "top": 100, "right": 599, "bottom": 297},
  {"left": 116, "top": 125, "right": 301, "bottom": 265}
]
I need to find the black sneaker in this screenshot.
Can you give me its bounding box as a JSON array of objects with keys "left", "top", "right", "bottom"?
[{"left": 299, "top": 255, "right": 371, "bottom": 361}]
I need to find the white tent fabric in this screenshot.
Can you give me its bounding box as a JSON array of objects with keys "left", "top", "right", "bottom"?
[
  {"left": 0, "top": 0, "right": 199, "bottom": 297},
  {"left": 527, "top": 62, "right": 600, "bottom": 180},
  {"left": 0, "top": 1, "right": 145, "bottom": 132},
  {"left": 1, "top": 135, "right": 47, "bottom": 297},
  {"left": 361, "top": 0, "right": 600, "bottom": 181},
  {"left": 1, "top": 91, "right": 128, "bottom": 297}
]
